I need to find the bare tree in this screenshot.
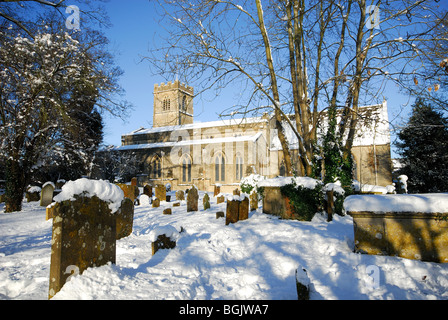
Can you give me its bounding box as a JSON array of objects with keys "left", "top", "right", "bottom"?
[
  {"left": 0, "top": 0, "right": 110, "bottom": 37},
  {"left": 148, "top": 0, "right": 446, "bottom": 179}
]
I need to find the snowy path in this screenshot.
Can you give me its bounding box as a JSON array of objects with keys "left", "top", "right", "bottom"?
[{"left": 1, "top": 193, "right": 448, "bottom": 300}]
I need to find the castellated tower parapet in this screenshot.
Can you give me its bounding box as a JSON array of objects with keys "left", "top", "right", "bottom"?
[{"left": 153, "top": 80, "right": 194, "bottom": 128}]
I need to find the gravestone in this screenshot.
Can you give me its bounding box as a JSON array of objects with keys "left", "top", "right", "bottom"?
[
  {"left": 116, "top": 183, "right": 139, "bottom": 203},
  {"left": 143, "top": 184, "right": 153, "bottom": 197},
  {"left": 233, "top": 188, "right": 240, "bottom": 196},
  {"left": 26, "top": 186, "right": 41, "bottom": 202},
  {"left": 173, "top": 201, "right": 180, "bottom": 207},
  {"left": 239, "top": 196, "right": 249, "bottom": 221},
  {"left": 249, "top": 190, "right": 258, "bottom": 211},
  {"left": 187, "top": 186, "right": 199, "bottom": 212},
  {"left": 226, "top": 199, "right": 240, "bottom": 225},
  {"left": 48, "top": 190, "right": 119, "bottom": 299},
  {"left": 226, "top": 195, "right": 249, "bottom": 225},
  {"left": 152, "top": 197, "right": 160, "bottom": 208},
  {"left": 40, "top": 182, "right": 55, "bottom": 207},
  {"left": 216, "top": 211, "right": 225, "bottom": 219},
  {"left": 214, "top": 185, "right": 221, "bottom": 197},
  {"left": 216, "top": 195, "right": 225, "bottom": 204},
  {"left": 151, "top": 235, "right": 176, "bottom": 255},
  {"left": 176, "top": 190, "right": 185, "bottom": 201},
  {"left": 139, "top": 194, "right": 151, "bottom": 206},
  {"left": 203, "top": 193, "right": 210, "bottom": 211},
  {"left": 163, "top": 208, "right": 172, "bottom": 215},
  {"left": 155, "top": 184, "right": 166, "bottom": 201},
  {"left": 149, "top": 226, "right": 179, "bottom": 255},
  {"left": 131, "top": 177, "right": 137, "bottom": 186},
  {"left": 116, "top": 198, "right": 134, "bottom": 240}
]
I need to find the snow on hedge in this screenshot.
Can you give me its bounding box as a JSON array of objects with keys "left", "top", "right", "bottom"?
[
  {"left": 344, "top": 193, "right": 448, "bottom": 214},
  {"left": 53, "top": 178, "right": 124, "bottom": 213}
]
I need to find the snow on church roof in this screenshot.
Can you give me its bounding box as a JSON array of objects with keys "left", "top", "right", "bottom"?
[
  {"left": 270, "top": 101, "right": 391, "bottom": 150},
  {"left": 123, "top": 117, "right": 268, "bottom": 137},
  {"left": 116, "top": 132, "right": 264, "bottom": 151}
]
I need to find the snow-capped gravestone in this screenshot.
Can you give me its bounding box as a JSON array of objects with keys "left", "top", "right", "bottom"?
[
  {"left": 225, "top": 194, "right": 249, "bottom": 225},
  {"left": 345, "top": 193, "right": 448, "bottom": 263},
  {"left": 187, "top": 186, "right": 199, "bottom": 212},
  {"left": 40, "top": 182, "right": 55, "bottom": 207},
  {"left": 48, "top": 179, "right": 124, "bottom": 299},
  {"left": 25, "top": 186, "right": 41, "bottom": 202},
  {"left": 149, "top": 226, "right": 179, "bottom": 255}
]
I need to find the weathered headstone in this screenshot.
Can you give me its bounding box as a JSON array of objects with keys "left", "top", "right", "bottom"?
[
  {"left": 233, "top": 188, "right": 240, "bottom": 196},
  {"left": 48, "top": 179, "right": 122, "bottom": 299},
  {"left": 155, "top": 184, "right": 166, "bottom": 201},
  {"left": 213, "top": 184, "right": 221, "bottom": 197},
  {"left": 203, "top": 193, "right": 210, "bottom": 211},
  {"left": 149, "top": 226, "right": 179, "bottom": 255},
  {"left": 216, "top": 211, "right": 225, "bottom": 219},
  {"left": 116, "top": 183, "right": 139, "bottom": 203},
  {"left": 173, "top": 201, "right": 180, "bottom": 207},
  {"left": 40, "top": 182, "right": 55, "bottom": 207},
  {"left": 46, "top": 204, "right": 55, "bottom": 221},
  {"left": 152, "top": 197, "right": 160, "bottom": 208},
  {"left": 116, "top": 198, "right": 134, "bottom": 240},
  {"left": 131, "top": 177, "right": 138, "bottom": 186},
  {"left": 217, "top": 194, "right": 225, "bottom": 204},
  {"left": 295, "top": 266, "right": 310, "bottom": 300},
  {"left": 226, "top": 199, "right": 240, "bottom": 225},
  {"left": 176, "top": 190, "right": 185, "bottom": 201},
  {"left": 249, "top": 190, "right": 258, "bottom": 211},
  {"left": 26, "top": 186, "right": 41, "bottom": 202},
  {"left": 143, "top": 184, "right": 153, "bottom": 197},
  {"left": 187, "top": 186, "right": 199, "bottom": 212},
  {"left": 239, "top": 196, "right": 249, "bottom": 221},
  {"left": 226, "top": 195, "right": 249, "bottom": 225},
  {"left": 163, "top": 208, "right": 172, "bottom": 215}
]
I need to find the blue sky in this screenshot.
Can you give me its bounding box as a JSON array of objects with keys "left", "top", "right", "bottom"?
[
  {"left": 100, "top": 0, "right": 237, "bottom": 146},
  {"left": 96, "top": 0, "right": 445, "bottom": 158}
]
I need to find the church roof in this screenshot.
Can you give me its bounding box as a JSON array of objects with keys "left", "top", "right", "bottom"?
[
  {"left": 116, "top": 132, "right": 264, "bottom": 151},
  {"left": 122, "top": 117, "right": 268, "bottom": 137}
]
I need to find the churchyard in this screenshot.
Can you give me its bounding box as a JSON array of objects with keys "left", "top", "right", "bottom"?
[{"left": 1, "top": 177, "right": 448, "bottom": 300}]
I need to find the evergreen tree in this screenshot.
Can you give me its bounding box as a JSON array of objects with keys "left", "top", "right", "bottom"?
[{"left": 396, "top": 98, "right": 448, "bottom": 193}]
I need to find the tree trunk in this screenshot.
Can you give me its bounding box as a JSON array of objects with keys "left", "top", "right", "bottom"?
[
  {"left": 4, "top": 159, "right": 26, "bottom": 213},
  {"left": 255, "top": 0, "right": 293, "bottom": 175}
]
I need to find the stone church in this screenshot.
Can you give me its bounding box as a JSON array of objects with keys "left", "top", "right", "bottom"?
[{"left": 117, "top": 80, "right": 392, "bottom": 192}]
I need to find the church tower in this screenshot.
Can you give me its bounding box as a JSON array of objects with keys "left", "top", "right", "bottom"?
[{"left": 153, "top": 81, "right": 194, "bottom": 128}]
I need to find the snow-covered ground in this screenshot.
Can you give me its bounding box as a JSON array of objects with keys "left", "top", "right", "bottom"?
[{"left": 1, "top": 191, "right": 448, "bottom": 300}]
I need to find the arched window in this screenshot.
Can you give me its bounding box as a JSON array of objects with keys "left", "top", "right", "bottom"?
[
  {"left": 215, "top": 153, "right": 225, "bottom": 182},
  {"left": 235, "top": 153, "right": 243, "bottom": 181},
  {"left": 181, "top": 155, "right": 192, "bottom": 183},
  {"left": 162, "top": 97, "right": 170, "bottom": 111},
  {"left": 279, "top": 160, "right": 286, "bottom": 177},
  {"left": 151, "top": 156, "right": 162, "bottom": 179}
]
